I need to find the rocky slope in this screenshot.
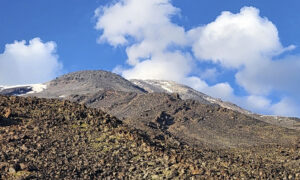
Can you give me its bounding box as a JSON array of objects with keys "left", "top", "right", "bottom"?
[
  {"left": 31, "top": 70, "right": 145, "bottom": 99},
  {"left": 1, "top": 70, "right": 299, "bottom": 147},
  {"left": 70, "top": 90, "right": 300, "bottom": 148},
  {"left": 24, "top": 70, "right": 300, "bottom": 148},
  {"left": 0, "top": 95, "right": 299, "bottom": 179},
  {"left": 131, "top": 79, "right": 300, "bottom": 130},
  {"left": 131, "top": 79, "right": 251, "bottom": 114}
]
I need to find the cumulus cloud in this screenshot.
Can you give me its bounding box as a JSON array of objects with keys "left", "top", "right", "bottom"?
[
  {"left": 0, "top": 38, "right": 62, "bottom": 85},
  {"left": 271, "top": 98, "right": 300, "bottom": 117},
  {"left": 244, "top": 95, "right": 272, "bottom": 113},
  {"left": 188, "top": 7, "right": 292, "bottom": 68},
  {"left": 236, "top": 56, "right": 300, "bottom": 96},
  {"left": 95, "top": 1, "right": 300, "bottom": 117},
  {"left": 188, "top": 6, "right": 300, "bottom": 116},
  {"left": 121, "top": 52, "right": 192, "bottom": 82},
  {"left": 95, "top": 0, "right": 188, "bottom": 78}
]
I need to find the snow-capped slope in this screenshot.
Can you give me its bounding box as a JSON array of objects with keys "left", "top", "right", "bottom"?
[
  {"left": 0, "top": 84, "right": 47, "bottom": 96},
  {"left": 131, "top": 79, "right": 300, "bottom": 130},
  {"left": 131, "top": 79, "right": 251, "bottom": 114}
]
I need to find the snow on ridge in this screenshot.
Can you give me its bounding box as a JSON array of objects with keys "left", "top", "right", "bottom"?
[
  {"left": 140, "top": 80, "right": 190, "bottom": 94},
  {"left": 132, "top": 79, "right": 253, "bottom": 115},
  {"left": 0, "top": 83, "right": 47, "bottom": 94},
  {"left": 27, "top": 84, "right": 47, "bottom": 94},
  {"left": 159, "top": 81, "right": 174, "bottom": 93}
]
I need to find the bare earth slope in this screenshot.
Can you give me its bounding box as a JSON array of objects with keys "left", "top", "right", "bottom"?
[{"left": 0, "top": 95, "right": 299, "bottom": 179}]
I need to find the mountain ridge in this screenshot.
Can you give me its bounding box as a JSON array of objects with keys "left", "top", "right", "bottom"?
[
  {"left": 1, "top": 70, "right": 298, "bottom": 131},
  {"left": 130, "top": 79, "right": 251, "bottom": 114},
  {"left": 1, "top": 70, "right": 297, "bottom": 149}
]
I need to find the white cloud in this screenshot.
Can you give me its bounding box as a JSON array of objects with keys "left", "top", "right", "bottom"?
[
  {"left": 188, "top": 7, "right": 292, "bottom": 68},
  {"left": 187, "top": 6, "right": 300, "bottom": 117},
  {"left": 95, "top": 0, "right": 186, "bottom": 46},
  {"left": 271, "top": 98, "right": 300, "bottom": 117},
  {"left": 236, "top": 56, "right": 300, "bottom": 96},
  {"left": 95, "top": 0, "right": 188, "bottom": 75},
  {"left": 185, "top": 76, "right": 235, "bottom": 102},
  {"left": 96, "top": 1, "right": 300, "bottom": 117},
  {"left": 0, "top": 38, "right": 62, "bottom": 85},
  {"left": 189, "top": 7, "right": 299, "bottom": 97},
  {"left": 121, "top": 52, "right": 192, "bottom": 82},
  {"left": 245, "top": 95, "right": 272, "bottom": 113},
  {"left": 184, "top": 76, "right": 209, "bottom": 92}
]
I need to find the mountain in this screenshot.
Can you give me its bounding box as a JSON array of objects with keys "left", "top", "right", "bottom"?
[
  {"left": 0, "top": 71, "right": 299, "bottom": 146},
  {"left": 2, "top": 71, "right": 298, "bottom": 131},
  {"left": 0, "top": 71, "right": 299, "bottom": 147},
  {"left": 2, "top": 70, "right": 293, "bottom": 147},
  {"left": 1, "top": 95, "right": 299, "bottom": 179},
  {"left": 1, "top": 70, "right": 300, "bottom": 178}
]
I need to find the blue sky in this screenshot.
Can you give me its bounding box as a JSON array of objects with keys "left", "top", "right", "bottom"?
[{"left": 0, "top": 0, "right": 300, "bottom": 117}]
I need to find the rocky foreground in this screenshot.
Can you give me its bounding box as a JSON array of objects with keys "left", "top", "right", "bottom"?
[{"left": 0, "top": 95, "right": 299, "bottom": 179}]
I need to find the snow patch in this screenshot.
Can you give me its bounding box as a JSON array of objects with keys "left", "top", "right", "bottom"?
[
  {"left": 260, "top": 115, "right": 279, "bottom": 119},
  {"left": 159, "top": 82, "right": 174, "bottom": 93},
  {"left": 0, "top": 83, "right": 47, "bottom": 95},
  {"left": 27, "top": 84, "right": 47, "bottom": 94}
]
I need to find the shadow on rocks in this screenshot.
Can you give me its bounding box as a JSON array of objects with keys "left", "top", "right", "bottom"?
[{"left": 0, "top": 117, "right": 20, "bottom": 127}]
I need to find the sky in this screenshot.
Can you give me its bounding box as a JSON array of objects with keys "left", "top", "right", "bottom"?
[{"left": 0, "top": 0, "right": 300, "bottom": 117}]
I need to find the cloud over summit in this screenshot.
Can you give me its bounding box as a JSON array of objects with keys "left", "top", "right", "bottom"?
[{"left": 95, "top": 0, "right": 300, "bottom": 117}]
